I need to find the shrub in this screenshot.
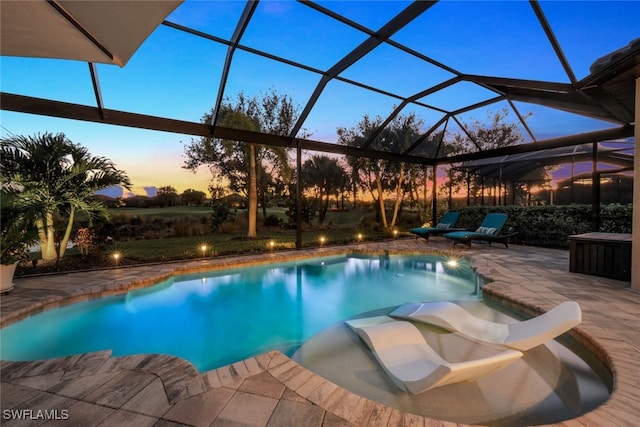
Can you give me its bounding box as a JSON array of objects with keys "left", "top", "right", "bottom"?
[
  {"left": 600, "top": 203, "right": 632, "bottom": 233},
  {"left": 174, "top": 218, "right": 208, "bottom": 237},
  {"left": 221, "top": 211, "right": 247, "bottom": 233},
  {"left": 285, "top": 197, "right": 314, "bottom": 228},
  {"left": 74, "top": 228, "right": 94, "bottom": 256},
  {"left": 455, "top": 204, "right": 631, "bottom": 248},
  {"left": 360, "top": 214, "right": 383, "bottom": 232},
  {"left": 263, "top": 214, "right": 283, "bottom": 227},
  {"left": 396, "top": 212, "right": 420, "bottom": 227},
  {"left": 210, "top": 201, "right": 233, "bottom": 232}
]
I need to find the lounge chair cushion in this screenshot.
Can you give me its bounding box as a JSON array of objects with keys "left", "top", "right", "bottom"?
[
  {"left": 409, "top": 212, "right": 459, "bottom": 235},
  {"left": 475, "top": 227, "right": 497, "bottom": 235},
  {"left": 409, "top": 227, "right": 436, "bottom": 236},
  {"left": 345, "top": 315, "right": 522, "bottom": 394},
  {"left": 409, "top": 212, "right": 462, "bottom": 241},
  {"left": 390, "top": 301, "right": 581, "bottom": 351}
]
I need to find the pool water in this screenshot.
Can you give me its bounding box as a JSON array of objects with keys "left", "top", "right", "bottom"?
[{"left": 0, "top": 254, "right": 480, "bottom": 371}]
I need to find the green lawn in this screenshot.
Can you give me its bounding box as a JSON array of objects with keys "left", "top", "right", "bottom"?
[
  {"left": 102, "top": 206, "right": 398, "bottom": 264},
  {"left": 109, "top": 228, "right": 393, "bottom": 263},
  {"left": 111, "top": 206, "right": 212, "bottom": 218},
  {"left": 19, "top": 205, "right": 404, "bottom": 275},
  {"left": 110, "top": 205, "right": 371, "bottom": 226},
  {"left": 21, "top": 227, "right": 400, "bottom": 275}
]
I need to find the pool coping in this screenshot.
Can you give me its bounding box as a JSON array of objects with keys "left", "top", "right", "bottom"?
[{"left": 2, "top": 240, "right": 639, "bottom": 426}]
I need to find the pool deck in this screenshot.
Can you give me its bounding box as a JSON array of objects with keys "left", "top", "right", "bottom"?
[{"left": 1, "top": 238, "right": 639, "bottom": 427}]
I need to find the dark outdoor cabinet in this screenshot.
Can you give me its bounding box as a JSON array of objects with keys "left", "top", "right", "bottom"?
[{"left": 568, "top": 233, "right": 632, "bottom": 282}]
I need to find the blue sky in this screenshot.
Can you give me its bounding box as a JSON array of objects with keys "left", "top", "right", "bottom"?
[{"left": 1, "top": 0, "right": 638, "bottom": 197}]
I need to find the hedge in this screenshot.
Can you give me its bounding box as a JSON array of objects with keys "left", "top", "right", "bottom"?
[{"left": 450, "top": 204, "right": 632, "bottom": 248}]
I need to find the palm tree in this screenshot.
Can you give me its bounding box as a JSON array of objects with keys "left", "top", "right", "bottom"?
[
  {"left": 301, "top": 155, "right": 348, "bottom": 225},
  {"left": 1, "top": 133, "right": 131, "bottom": 261}
]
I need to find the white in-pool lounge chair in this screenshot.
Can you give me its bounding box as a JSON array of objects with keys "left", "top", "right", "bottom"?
[
  {"left": 345, "top": 316, "right": 522, "bottom": 394},
  {"left": 390, "top": 301, "right": 581, "bottom": 351}
]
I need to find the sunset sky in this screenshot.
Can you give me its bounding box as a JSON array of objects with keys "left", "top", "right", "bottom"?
[{"left": 1, "top": 1, "right": 638, "bottom": 198}]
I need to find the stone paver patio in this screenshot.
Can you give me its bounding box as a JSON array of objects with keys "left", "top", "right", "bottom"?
[{"left": 1, "top": 238, "right": 639, "bottom": 426}]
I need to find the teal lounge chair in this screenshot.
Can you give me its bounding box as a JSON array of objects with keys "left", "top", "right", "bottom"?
[
  {"left": 444, "top": 213, "right": 517, "bottom": 248},
  {"left": 408, "top": 211, "right": 462, "bottom": 242}
]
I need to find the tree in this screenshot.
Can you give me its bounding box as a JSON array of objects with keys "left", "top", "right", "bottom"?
[
  {"left": 156, "top": 185, "right": 178, "bottom": 207},
  {"left": 0, "top": 133, "right": 131, "bottom": 262},
  {"left": 339, "top": 112, "right": 423, "bottom": 230},
  {"left": 443, "top": 109, "right": 538, "bottom": 204},
  {"left": 183, "top": 90, "right": 302, "bottom": 238},
  {"left": 181, "top": 188, "right": 206, "bottom": 206},
  {"left": 301, "top": 155, "right": 348, "bottom": 225},
  {"left": 334, "top": 158, "right": 351, "bottom": 210},
  {"left": 449, "top": 109, "right": 527, "bottom": 154}
]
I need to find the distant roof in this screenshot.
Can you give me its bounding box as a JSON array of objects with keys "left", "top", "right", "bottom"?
[
  {"left": 453, "top": 142, "right": 634, "bottom": 182},
  {"left": 590, "top": 37, "right": 640, "bottom": 74}
]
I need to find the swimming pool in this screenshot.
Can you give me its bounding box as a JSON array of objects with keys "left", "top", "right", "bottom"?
[{"left": 0, "top": 253, "right": 480, "bottom": 371}]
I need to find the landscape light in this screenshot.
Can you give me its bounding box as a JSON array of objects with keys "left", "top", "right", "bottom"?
[
  {"left": 200, "top": 244, "right": 207, "bottom": 257},
  {"left": 393, "top": 229, "right": 398, "bottom": 238},
  {"left": 112, "top": 252, "right": 121, "bottom": 266},
  {"left": 269, "top": 240, "right": 276, "bottom": 250},
  {"left": 319, "top": 236, "right": 326, "bottom": 246},
  {"left": 357, "top": 233, "right": 363, "bottom": 241}
]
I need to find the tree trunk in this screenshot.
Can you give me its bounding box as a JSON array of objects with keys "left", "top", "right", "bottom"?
[
  {"left": 423, "top": 167, "right": 429, "bottom": 222},
  {"left": 318, "top": 188, "right": 328, "bottom": 225},
  {"left": 351, "top": 170, "right": 358, "bottom": 208},
  {"left": 58, "top": 208, "right": 75, "bottom": 258},
  {"left": 260, "top": 190, "right": 267, "bottom": 220},
  {"left": 410, "top": 183, "right": 420, "bottom": 223},
  {"left": 390, "top": 164, "right": 404, "bottom": 228},
  {"left": 38, "top": 213, "right": 57, "bottom": 261},
  {"left": 37, "top": 217, "right": 47, "bottom": 253},
  {"left": 248, "top": 144, "right": 258, "bottom": 238},
  {"left": 413, "top": 171, "right": 426, "bottom": 224},
  {"left": 374, "top": 170, "right": 388, "bottom": 229},
  {"left": 322, "top": 193, "right": 330, "bottom": 224}
]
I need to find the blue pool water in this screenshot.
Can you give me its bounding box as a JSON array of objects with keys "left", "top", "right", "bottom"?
[{"left": 0, "top": 254, "right": 480, "bottom": 371}]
